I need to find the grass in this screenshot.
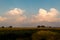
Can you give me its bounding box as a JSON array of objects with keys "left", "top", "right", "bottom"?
[
  {"left": 0, "top": 27, "right": 60, "bottom": 40},
  {"left": 0, "top": 27, "right": 60, "bottom": 30}
]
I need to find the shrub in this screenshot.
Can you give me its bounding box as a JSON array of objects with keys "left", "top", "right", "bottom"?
[
  {"left": 37, "top": 25, "right": 41, "bottom": 28},
  {"left": 9, "top": 26, "right": 13, "bottom": 28},
  {"left": 1, "top": 26, "right": 4, "bottom": 28},
  {"left": 41, "top": 25, "right": 45, "bottom": 28},
  {"left": 32, "top": 31, "right": 59, "bottom": 40}
]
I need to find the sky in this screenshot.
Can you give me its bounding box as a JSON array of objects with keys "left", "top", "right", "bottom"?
[{"left": 0, "top": 0, "right": 60, "bottom": 27}]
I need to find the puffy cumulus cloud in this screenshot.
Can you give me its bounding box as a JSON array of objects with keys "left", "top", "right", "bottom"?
[
  {"left": 31, "top": 8, "right": 60, "bottom": 23},
  {"left": 0, "top": 16, "right": 7, "bottom": 22},
  {"left": 7, "top": 8, "right": 25, "bottom": 16},
  {"left": 15, "top": 16, "right": 26, "bottom": 23},
  {"left": 1, "top": 8, "right": 60, "bottom": 27},
  {"left": 0, "top": 8, "right": 27, "bottom": 26}
]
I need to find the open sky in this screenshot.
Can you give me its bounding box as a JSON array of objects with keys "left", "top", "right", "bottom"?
[{"left": 0, "top": 0, "right": 60, "bottom": 27}]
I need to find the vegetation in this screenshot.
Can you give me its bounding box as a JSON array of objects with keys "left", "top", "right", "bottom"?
[
  {"left": 32, "top": 31, "right": 59, "bottom": 40},
  {"left": 1, "top": 26, "right": 4, "bottom": 28},
  {"left": 40, "top": 25, "right": 45, "bottom": 28},
  {"left": 9, "top": 26, "right": 13, "bottom": 28},
  {"left": 0, "top": 27, "right": 60, "bottom": 40},
  {"left": 37, "top": 25, "right": 41, "bottom": 28},
  {"left": 37, "top": 25, "right": 45, "bottom": 28}
]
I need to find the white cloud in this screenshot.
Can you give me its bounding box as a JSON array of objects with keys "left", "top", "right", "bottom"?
[
  {"left": 15, "top": 16, "right": 26, "bottom": 23},
  {"left": 1, "top": 8, "right": 27, "bottom": 26},
  {"left": 7, "top": 8, "right": 25, "bottom": 16},
  {"left": 31, "top": 8, "right": 60, "bottom": 23},
  {"left": 0, "top": 8, "right": 60, "bottom": 27}
]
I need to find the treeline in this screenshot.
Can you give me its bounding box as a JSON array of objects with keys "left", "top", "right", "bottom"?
[
  {"left": 1, "top": 26, "right": 13, "bottom": 28},
  {"left": 0, "top": 25, "right": 52, "bottom": 28}
]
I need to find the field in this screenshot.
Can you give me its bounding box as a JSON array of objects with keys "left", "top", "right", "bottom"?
[{"left": 0, "top": 27, "right": 60, "bottom": 40}]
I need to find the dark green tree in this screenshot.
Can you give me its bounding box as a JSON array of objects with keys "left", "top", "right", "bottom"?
[
  {"left": 1, "top": 26, "right": 4, "bottom": 28},
  {"left": 37, "top": 25, "right": 41, "bottom": 28},
  {"left": 41, "top": 25, "right": 45, "bottom": 28},
  {"left": 49, "top": 26, "right": 52, "bottom": 28},
  {"left": 9, "top": 26, "right": 12, "bottom": 28}
]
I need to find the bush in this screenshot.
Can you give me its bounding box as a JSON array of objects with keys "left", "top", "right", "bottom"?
[
  {"left": 37, "top": 25, "right": 41, "bottom": 28},
  {"left": 41, "top": 25, "right": 45, "bottom": 28},
  {"left": 9, "top": 26, "right": 13, "bottom": 28},
  {"left": 32, "top": 31, "right": 59, "bottom": 40},
  {"left": 1, "top": 26, "right": 4, "bottom": 28}
]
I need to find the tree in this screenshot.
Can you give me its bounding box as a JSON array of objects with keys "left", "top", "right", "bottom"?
[
  {"left": 9, "top": 26, "right": 13, "bottom": 28},
  {"left": 49, "top": 26, "right": 52, "bottom": 28},
  {"left": 41, "top": 25, "right": 45, "bottom": 28},
  {"left": 37, "top": 25, "right": 41, "bottom": 28},
  {"left": 1, "top": 26, "right": 4, "bottom": 28}
]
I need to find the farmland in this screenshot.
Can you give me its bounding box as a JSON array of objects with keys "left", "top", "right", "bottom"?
[{"left": 0, "top": 27, "right": 60, "bottom": 40}]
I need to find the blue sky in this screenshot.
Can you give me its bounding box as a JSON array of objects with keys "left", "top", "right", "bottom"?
[
  {"left": 0, "top": 0, "right": 60, "bottom": 15},
  {"left": 0, "top": 0, "right": 60, "bottom": 27}
]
